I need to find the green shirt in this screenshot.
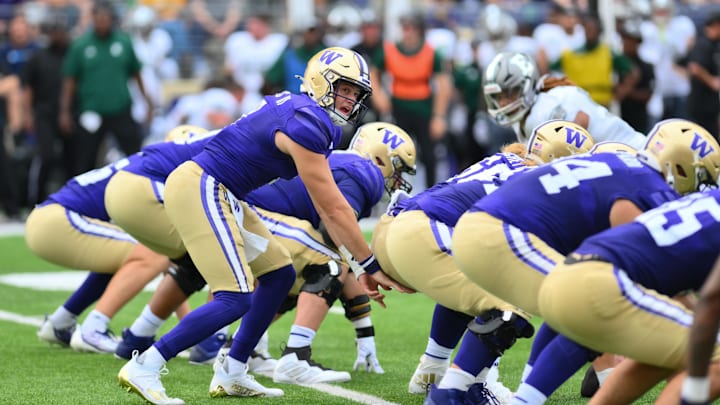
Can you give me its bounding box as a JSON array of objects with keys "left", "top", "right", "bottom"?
[
  {"left": 264, "top": 43, "right": 327, "bottom": 93},
  {"left": 372, "top": 41, "right": 444, "bottom": 116},
  {"left": 62, "top": 29, "right": 141, "bottom": 115}
]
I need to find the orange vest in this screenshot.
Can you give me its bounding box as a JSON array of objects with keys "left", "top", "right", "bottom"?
[{"left": 384, "top": 42, "right": 434, "bottom": 100}]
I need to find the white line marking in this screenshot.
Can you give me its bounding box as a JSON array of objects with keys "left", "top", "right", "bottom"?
[{"left": 0, "top": 310, "right": 43, "bottom": 326}]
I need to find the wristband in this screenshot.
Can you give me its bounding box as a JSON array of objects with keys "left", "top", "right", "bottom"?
[
  {"left": 359, "top": 254, "right": 381, "bottom": 275},
  {"left": 681, "top": 376, "right": 710, "bottom": 404}
]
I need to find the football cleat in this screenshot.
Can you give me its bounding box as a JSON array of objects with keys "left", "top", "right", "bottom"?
[
  {"left": 248, "top": 349, "right": 278, "bottom": 374},
  {"left": 70, "top": 328, "right": 119, "bottom": 354},
  {"left": 115, "top": 328, "right": 155, "bottom": 360},
  {"left": 423, "top": 384, "right": 469, "bottom": 405},
  {"left": 408, "top": 354, "right": 450, "bottom": 394},
  {"left": 484, "top": 380, "right": 513, "bottom": 404},
  {"left": 189, "top": 332, "right": 227, "bottom": 365},
  {"left": 118, "top": 351, "right": 185, "bottom": 405},
  {"left": 467, "top": 382, "right": 502, "bottom": 405},
  {"left": 209, "top": 356, "right": 283, "bottom": 398},
  {"left": 37, "top": 316, "right": 74, "bottom": 347},
  {"left": 273, "top": 346, "right": 351, "bottom": 384}
]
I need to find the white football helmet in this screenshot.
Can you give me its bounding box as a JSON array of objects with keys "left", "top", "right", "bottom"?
[
  {"left": 526, "top": 120, "right": 595, "bottom": 164},
  {"left": 349, "top": 122, "right": 417, "bottom": 195},
  {"left": 164, "top": 125, "right": 209, "bottom": 142},
  {"left": 479, "top": 5, "right": 517, "bottom": 50},
  {"left": 589, "top": 141, "right": 637, "bottom": 155},
  {"left": 300, "top": 47, "right": 372, "bottom": 127},
  {"left": 483, "top": 52, "right": 540, "bottom": 126},
  {"left": 638, "top": 119, "right": 720, "bottom": 194}
]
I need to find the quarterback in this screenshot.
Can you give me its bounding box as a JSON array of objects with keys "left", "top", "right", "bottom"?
[
  {"left": 483, "top": 51, "right": 647, "bottom": 149},
  {"left": 116, "top": 46, "right": 410, "bottom": 405}
]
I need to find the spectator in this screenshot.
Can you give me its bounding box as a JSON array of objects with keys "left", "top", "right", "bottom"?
[
  {"left": 59, "top": 0, "right": 151, "bottom": 176},
  {"left": 350, "top": 9, "right": 383, "bottom": 137},
  {"left": 158, "top": 6, "right": 207, "bottom": 79},
  {"left": 325, "top": 3, "right": 362, "bottom": 49},
  {"left": 532, "top": 2, "right": 585, "bottom": 67},
  {"left": 264, "top": 16, "right": 326, "bottom": 95},
  {"left": 370, "top": 11, "right": 452, "bottom": 189},
  {"left": 553, "top": 14, "right": 637, "bottom": 109},
  {"left": 189, "top": 0, "right": 242, "bottom": 78},
  {"left": 0, "top": 14, "right": 40, "bottom": 76},
  {"left": 223, "top": 13, "right": 287, "bottom": 109},
  {"left": 0, "top": 63, "right": 22, "bottom": 220},
  {"left": 640, "top": 0, "right": 695, "bottom": 123},
  {"left": 618, "top": 19, "right": 654, "bottom": 133},
  {"left": 22, "top": 11, "right": 73, "bottom": 206},
  {"left": 687, "top": 13, "right": 720, "bottom": 140}
]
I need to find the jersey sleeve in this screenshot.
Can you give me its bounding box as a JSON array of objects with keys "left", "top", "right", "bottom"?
[
  {"left": 284, "top": 106, "right": 336, "bottom": 154},
  {"left": 334, "top": 160, "right": 384, "bottom": 219}
]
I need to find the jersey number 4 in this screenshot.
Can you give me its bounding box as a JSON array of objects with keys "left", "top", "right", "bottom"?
[{"left": 538, "top": 160, "right": 613, "bottom": 194}]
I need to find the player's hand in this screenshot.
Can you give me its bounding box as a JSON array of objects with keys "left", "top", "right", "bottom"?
[
  {"left": 353, "top": 336, "right": 384, "bottom": 374},
  {"left": 359, "top": 271, "right": 415, "bottom": 308}
]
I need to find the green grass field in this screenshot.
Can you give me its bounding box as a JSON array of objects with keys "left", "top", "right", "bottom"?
[{"left": 0, "top": 232, "right": 664, "bottom": 405}]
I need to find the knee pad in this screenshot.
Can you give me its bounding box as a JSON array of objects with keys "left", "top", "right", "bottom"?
[
  {"left": 340, "top": 294, "right": 371, "bottom": 321},
  {"left": 467, "top": 309, "right": 535, "bottom": 357},
  {"left": 300, "top": 261, "right": 343, "bottom": 308},
  {"left": 277, "top": 294, "right": 298, "bottom": 315},
  {"left": 168, "top": 254, "right": 206, "bottom": 296}
]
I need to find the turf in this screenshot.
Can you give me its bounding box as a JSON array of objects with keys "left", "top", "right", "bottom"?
[{"left": 0, "top": 234, "right": 664, "bottom": 404}]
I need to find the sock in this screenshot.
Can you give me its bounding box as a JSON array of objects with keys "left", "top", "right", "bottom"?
[
  {"left": 230, "top": 265, "right": 295, "bottom": 362},
  {"left": 226, "top": 355, "right": 248, "bottom": 374},
  {"left": 63, "top": 272, "right": 113, "bottom": 315},
  {"left": 438, "top": 367, "right": 475, "bottom": 390},
  {"left": 521, "top": 364, "right": 533, "bottom": 383},
  {"left": 513, "top": 383, "right": 548, "bottom": 405},
  {"left": 80, "top": 310, "right": 110, "bottom": 334},
  {"left": 139, "top": 345, "right": 167, "bottom": 369},
  {"left": 49, "top": 306, "right": 78, "bottom": 329},
  {"left": 155, "top": 291, "right": 251, "bottom": 361},
  {"left": 478, "top": 356, "right": 501, "bottom": 382},
  {"left": 453, "top": 329, "right": 499, "bottom": 378},
  {"left": 524, "top": 335, "right": 594, "bottom": 397},
  {"left": 130, "top": 305, "right": 166, "bottom": 337},
  {"left": 526, "top": 323, "right": 558, "bottom": 367},
  {"left": 425, "top": 337, "right": 454, "bottom": 362},
  {"left": 596, "top": 367, "right": 614, "bottom": 385},
  {"left": 287, "top": 325, "right": 316, "bottom": 348},
  {"left": 429, "top": 304, "right": 472, "bottom": 348}
]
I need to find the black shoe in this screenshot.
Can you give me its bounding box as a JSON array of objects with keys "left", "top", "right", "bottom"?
[{"left": 580, "top": 365, "right": 599, "bottom": 398}]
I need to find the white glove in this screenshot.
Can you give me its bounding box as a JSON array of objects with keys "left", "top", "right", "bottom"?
[{"left": 353, "top": 336, "right": 385, "bottom": 374}]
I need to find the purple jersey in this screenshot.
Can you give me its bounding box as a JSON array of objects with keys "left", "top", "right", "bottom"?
[
  {"left": 575, "top": 190, "right": 720, "bottom": 296},
  {"left": 244, "top": 151, "right": 384, "bottom": 228},
  {"left": 400, "top": 153, "right": 531, "bottom": 226},
  {"left": 46, "top": 154, "right": 141, "bottom": 220},
  {"left": 192, "top": 92, "right": 342, "bottom": 198},
  {"left": 472, "top": 153, "right": 680, "bottom": 255},
  {"left": 123, "top": 131, "right": 215, "bottom": 182}
]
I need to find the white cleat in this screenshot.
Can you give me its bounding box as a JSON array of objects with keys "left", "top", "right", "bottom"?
[
  {"left": 210, "top": 357, "right": 283, "bottom": 398},
  {"left": 37, "top": 316, "right": 74, "bottom": 347},
  {"left": 408, "top": 354, "right": 450, "bottom": 394},
  {"left": 485, "top": 380, "right": 514, "bottom": 405},
  {"left": 273, "top": 346, "right": 351, "bottom": 384},
  {"left": 118, "top": 351, "right": 185, "bottom": 405},
  {"left": 70, "top": 328, "right": 119, "bottom": 354},
  {"left": 248, "top": 350, "right": 278, "bottom": 374}
]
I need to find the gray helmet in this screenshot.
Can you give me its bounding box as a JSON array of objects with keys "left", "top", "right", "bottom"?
[{"left": 483, "top": 52, "right": 540, "bottom": 126}]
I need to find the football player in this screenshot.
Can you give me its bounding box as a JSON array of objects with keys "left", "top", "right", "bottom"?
[
  {"left": 483, "top": 51, "right": 647, "bottom": 149},
  {"left": 116, "top": 47, "right": 411, "bottom": 405},
  {"left": 32, "top": 125, "right": 208, "bottom": 354},
  {"left": 373, "top": 120, "right": 593, "bottom": 404},
  {"left": 28, "top": 150, "right": 171, "bottom": 354},
  {"left": 450, "top": 119, "right": 718, "bottom": 404},
  {"left": 538, "top": 187, "right": 720, "bottom": 404}
]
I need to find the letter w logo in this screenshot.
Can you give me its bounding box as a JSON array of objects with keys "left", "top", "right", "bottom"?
[
  {"left": 691, "top": 133, "right": 715, "bottom": 158},
  {"left": 564, "top": 127, "right": 587, "bottom": 148},
  {"left": 319, "top": 50, "right": 343, "bottom": 65},
  {"left": 382, "top": 129, "right": 405, "bottom": 149}
]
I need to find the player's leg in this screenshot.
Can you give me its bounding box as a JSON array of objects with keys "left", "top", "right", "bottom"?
[{"left": 341, "top": 275, "right": 384, "bottom": 374}]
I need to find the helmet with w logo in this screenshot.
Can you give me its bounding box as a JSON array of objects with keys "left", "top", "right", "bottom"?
[
  {"left": 589, "top": 141, "right": 637, "bottom": 155},
  {"left": 638, "top": 119, "right": 720, "bottom": 194},
  {"left": 526, "top": 120, "right": 595, "bottom": 164},
  {"left": 301, "top": 47, "right": 372, "bottom": 127},
  {"left": 349, "top": 122, "right": 417, "bottom": 195}
]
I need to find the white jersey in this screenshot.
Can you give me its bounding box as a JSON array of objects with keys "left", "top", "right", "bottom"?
[
  {"left": 521, "top": 86, "right": 646, "bottom": 149},
  {"left": 224, "top": 31, "right": 288, "bottom": 95}
]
